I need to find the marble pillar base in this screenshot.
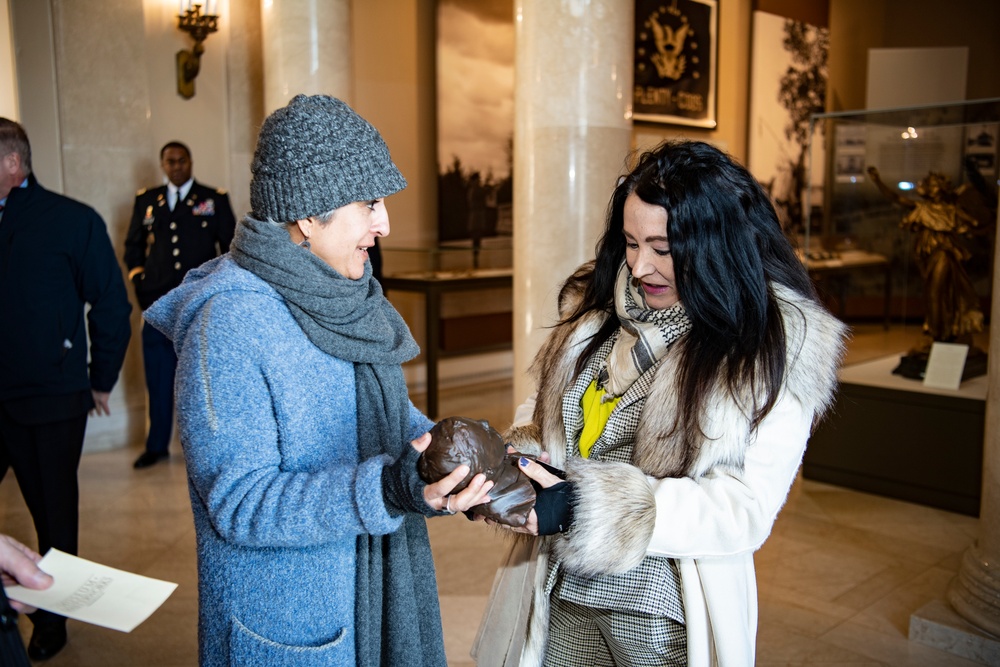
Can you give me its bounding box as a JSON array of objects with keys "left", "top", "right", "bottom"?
[
  {"left": 909, "top": 599, "right": 1000, "bottom": 664},
  {"left": 949, "top": 544, "right": 1000, "bottom": 637}
]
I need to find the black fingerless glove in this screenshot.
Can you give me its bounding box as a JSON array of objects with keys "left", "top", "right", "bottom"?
[
  {"left": 530, "top": 461, "right": 575, "bottom": 535},
  {"left": 382, "top": 446, "right": 438, "bottom": 518}
]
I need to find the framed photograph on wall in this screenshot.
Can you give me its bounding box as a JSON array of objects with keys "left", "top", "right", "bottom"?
[
  {"left": 436, "top": 0, "right": 514, "bottom": 250},
  {"left": 747, "top": 10, "right": 829, "bottom": 234},
  {"left": 633, "top": 0, "right": 718, "bottom": 128}
]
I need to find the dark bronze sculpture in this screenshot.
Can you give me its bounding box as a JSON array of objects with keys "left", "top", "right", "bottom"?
[{"left": 418, "top": 417, "right": 536, "bottom": 527}]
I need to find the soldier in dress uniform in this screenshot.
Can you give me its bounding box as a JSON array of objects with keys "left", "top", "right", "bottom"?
[{"left": 124, "top": 141, "right": 236, "bottom": 469}]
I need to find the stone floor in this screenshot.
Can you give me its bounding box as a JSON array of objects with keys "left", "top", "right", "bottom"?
[{"left": 0, "top": 322, "right": 990, "bottom": 665}]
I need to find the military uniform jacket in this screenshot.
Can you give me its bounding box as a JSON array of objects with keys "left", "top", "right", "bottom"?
[{"left": 124, "top": 181, "right": 236, "bottom": 310}]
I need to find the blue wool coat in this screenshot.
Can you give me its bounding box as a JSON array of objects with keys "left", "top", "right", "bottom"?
[{"left": 145, "top": 255, "right": 437, "bottom": 667}]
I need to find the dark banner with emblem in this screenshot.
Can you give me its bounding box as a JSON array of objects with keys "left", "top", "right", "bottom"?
[{"left": 633, "top": 0, "right": 718, "bottom": 128}]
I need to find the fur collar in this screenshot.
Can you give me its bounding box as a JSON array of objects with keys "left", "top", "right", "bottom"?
[
  {"left": 507, "top": 272, "right": 847, "bottom": 481},
  {"left": 632, "top": 283, "right": 847, "bottom": 479}
]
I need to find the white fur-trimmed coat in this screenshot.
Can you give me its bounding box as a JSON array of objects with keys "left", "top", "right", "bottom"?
[{"left": 497, "top": 267, "right": 848, "bottom": 667}]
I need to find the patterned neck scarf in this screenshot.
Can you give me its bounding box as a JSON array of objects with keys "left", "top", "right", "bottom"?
[{"left": 598, "top": 260, "right": 692, "bottom": 399}]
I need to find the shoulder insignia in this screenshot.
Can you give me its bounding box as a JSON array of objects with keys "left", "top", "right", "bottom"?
[
  {"left": 216, "top": 188, "right": 227, "bottom": 195},
  {"left": 136, "top": 188, "right": 147, "bottom": 196}
]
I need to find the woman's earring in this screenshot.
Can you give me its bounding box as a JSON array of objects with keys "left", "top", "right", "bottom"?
[{"left": 299, "top": 238, "right": 311, "bottom": 250}]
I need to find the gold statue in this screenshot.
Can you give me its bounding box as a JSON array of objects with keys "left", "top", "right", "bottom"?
[{"left": 867, "top": 165, "right": 993, "bottom": 378}]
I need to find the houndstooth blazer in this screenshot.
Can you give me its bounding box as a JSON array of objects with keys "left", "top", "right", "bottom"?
[{"left": 542, "top": 331, "right": 684, "bottom": 620}]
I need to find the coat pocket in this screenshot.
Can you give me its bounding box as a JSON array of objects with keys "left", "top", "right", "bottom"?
[{"left": 229, "top": 616, "right": 351, "bottom": 666}]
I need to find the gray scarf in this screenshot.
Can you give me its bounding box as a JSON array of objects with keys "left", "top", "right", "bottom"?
[
  {"left": 230, "top": 215, "right": 417, "bottom": 365},
  {"left": 230, "top": 216, "right": 445, "bottom": 667}
]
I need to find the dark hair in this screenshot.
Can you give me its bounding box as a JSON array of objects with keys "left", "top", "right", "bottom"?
[
  {"left": 160, "top": 141, "right": 192, "bottom": 160},
  {"left": 569, "top": 140, "right": 817, "bottom": 442},
  {"left": 0, "top": 118, "right": 32, "bottom": 175}
]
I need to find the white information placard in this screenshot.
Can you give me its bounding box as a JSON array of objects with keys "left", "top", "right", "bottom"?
[{"left": 922, "top": 342, "right": 969, "bottom": 391}]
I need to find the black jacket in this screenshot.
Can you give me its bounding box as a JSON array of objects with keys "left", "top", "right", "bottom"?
[
  {"left": 124, "top": 181, "right": 236, "bottom": 310},
  {"left": 0, "top": 175, "right": 132, "bottom": 412}
]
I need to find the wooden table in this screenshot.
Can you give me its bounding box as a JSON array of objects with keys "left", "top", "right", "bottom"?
[{"left": 382, "top": 268, "right": 513, "bottom": 418}]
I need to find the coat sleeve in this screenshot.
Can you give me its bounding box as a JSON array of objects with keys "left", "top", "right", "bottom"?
[
  {"left": 176, "top": 291, "right": 407, "bottom": 548},
  {"left": 81, "top": 210, "right": 132, "bottom": 393},
  {"left": 123, "top": 194, "right": 147, "bottom": 274},
  {"left": 502, "top": 395, "right": 543, "bottom": 458},
  {"left": 216, "top": 192, "right": 236, "bottom": 254},
  {"left": 512, "top": 395, "right": 536, "bottom": 428},
  {"left": 406, "top": 403, "right": 435, "bottom": 443},
  {"left": 555, "top": 390, "right": 812, "bottom": 575},
  {"left": 644, "top": 390, "right": 812, "bottom": 558}
]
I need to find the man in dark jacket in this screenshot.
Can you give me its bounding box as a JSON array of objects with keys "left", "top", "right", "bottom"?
[
  {"left": 124, "top": 141, "right": 235, "bottom": 469},
  {"left": 0, "top": 118, "right": 132, "bottom": 660}
]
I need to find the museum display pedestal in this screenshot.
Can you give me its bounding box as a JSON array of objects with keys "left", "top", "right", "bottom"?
[{"left": 803, "top": 354, "right": 987, "bottom": 516}]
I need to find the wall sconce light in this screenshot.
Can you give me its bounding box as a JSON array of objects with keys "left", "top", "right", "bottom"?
[{"left": 176, "top": 2, "right": 219, "bottom": 99}]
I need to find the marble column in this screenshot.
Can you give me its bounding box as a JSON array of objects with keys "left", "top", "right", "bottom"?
[
  {"left": 259, "top": 0, "right": 352, "bottom": 114},
  {"left": 910, "top": 205, "right": 1000, "bottom": 663},
  {"left": 512, "top": 0, "right": 633, "bottom": 406},
  {"left": 947, "top": 202, "right": 1000, "bottom": 633}
]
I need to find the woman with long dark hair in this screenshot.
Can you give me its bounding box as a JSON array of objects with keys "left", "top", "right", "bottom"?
[{"left": 480, "top": 140, "right": 847, "bottom": 666}]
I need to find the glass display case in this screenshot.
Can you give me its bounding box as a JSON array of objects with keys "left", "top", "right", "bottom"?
[
  {"left": 802, "top": 98, "right": 999, "bottom": 328},
  {"left": 800, "top": 99, "right": 999, "bottom": 514}
]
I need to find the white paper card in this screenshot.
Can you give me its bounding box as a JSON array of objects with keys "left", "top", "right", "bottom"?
[
  {"left": 923, "top": 342, "right": 969, "bottom": 390},
  {"left": 3, "top": 549, "right": 177, "bottom": 633}
]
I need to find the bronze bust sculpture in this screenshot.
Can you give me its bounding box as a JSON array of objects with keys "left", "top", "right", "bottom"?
[{"left": 418, "top": 416, "right": 536, "bottom": 527}]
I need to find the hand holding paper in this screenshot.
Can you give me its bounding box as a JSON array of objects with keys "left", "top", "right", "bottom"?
[
  {"left": 0, "top": 534, "right": 51, "bottom": 614},
  {"left": 3, "top": 550, "right": 177, "bottom": 633}
]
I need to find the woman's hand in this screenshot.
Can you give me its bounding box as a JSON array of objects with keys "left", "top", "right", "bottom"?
[
  {"left": 504, "top": 445, "right": 551, "bottom": 466},
  {"left": 474, "top": 447, "right": 555, "bottom": 530},
  {"left": 516, "top": 456, "right": 562, "bottom": 488},
  {"left": 480, "top": 455, "right": 566, "bottom": 535},
  {"left": 411, "top": 433, "right": 495, "bottom": 514},
  {"left": 502, "top": 457, "right": 564, "bottom": 535}
]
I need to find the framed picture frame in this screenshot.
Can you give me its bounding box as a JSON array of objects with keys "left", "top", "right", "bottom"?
[
  {"left": 747, "top": 10, "right": 829, "bottom": 233},
  {"left": 435, "top": 0, "right": 514, "bottom": 249},
  {"left": 633, "top": 0, "right": 718, "bottom": 128}
]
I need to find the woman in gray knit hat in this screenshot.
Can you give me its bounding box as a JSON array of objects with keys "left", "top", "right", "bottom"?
[{"left": 145, "top": 94, "right": 492, "bottom": 667}]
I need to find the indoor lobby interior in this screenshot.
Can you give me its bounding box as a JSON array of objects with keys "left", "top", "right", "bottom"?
[
  {"left": 0, "top": 323, "right": 989, "bottom": 666},
  {"left": 3, "top": 0, "right": 1000, "bottom": 665}
]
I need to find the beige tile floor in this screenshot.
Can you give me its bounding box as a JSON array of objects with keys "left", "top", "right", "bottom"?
[{"left": 0, "top": 323, "right": 988, "bottom": 666}]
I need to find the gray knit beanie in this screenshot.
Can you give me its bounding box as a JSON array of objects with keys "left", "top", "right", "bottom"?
[{"left": 250, "top": 94, "right": 406, "bottom": 222}]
